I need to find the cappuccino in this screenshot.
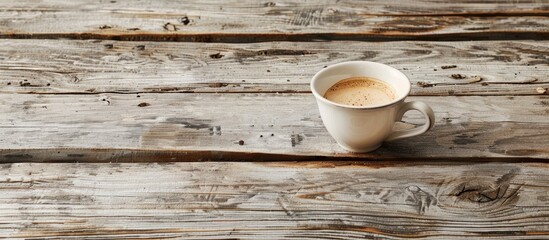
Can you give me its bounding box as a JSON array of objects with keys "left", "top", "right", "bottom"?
[{"left": 324, "top": 77, "right": 396, "bottom": 107}]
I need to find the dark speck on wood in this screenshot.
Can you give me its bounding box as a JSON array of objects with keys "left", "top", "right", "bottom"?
[
  {"left": 291, "top": 134, "right": 304, "bottom": 147},
  {"left": 417, "top": 81, "right": 434, "bottom": 88},
  {"left": 180, "top": 16, "right": 190, "bottom": 25},
  {"left": 453, "top": 138, "right": 478, "bottom": 145},
  {"left": 127, "top": 28, "right": 140, "bottom": 31},
  {"left": 451, "top": 74, "right": 466, "bottom": 79},
  {"left": 104, "top": 44, "right": 113, "bottom": 49},
  {"left": 134, "top": 45, "right": 145, "bottom": 50},
  {"left": 166, "top": 118, "right": 211, "bottom": 130},
  {"left": 238, "top": 140, "right": 244, "bottom": 145},
  {"left": 453, "top": 134, "right": 478, "bottom": 145},
  {"left": 209, "top": 53, "right": 224, "bottom": 59},
  {"left": 208, "top": 83, "right": 228, "bottom": 88},
  {"left": 441, "top": 65, "right": 457, "bottom": 69},
  {"left": 99, "top": 25, "right": 112, "bottom": 30},
  {"left": 163, "top": 22, "right": 178, "bottom": 31},
  {"left": 4, "top": 154, "right": 33, "bottom": 160},
  {"left": 256, "top": 49, "right": 314, "bottom": 56},
  {"left": 137, "top": 102, "right": 150, "bottom": 107}
]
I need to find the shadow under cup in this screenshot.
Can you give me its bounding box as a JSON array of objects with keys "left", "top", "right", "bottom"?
[{"left": 311, "top": 61, "right": 418, "bottom": 153}]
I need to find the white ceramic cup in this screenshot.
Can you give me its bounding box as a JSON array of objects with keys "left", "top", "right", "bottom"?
[{"left": 311, "top": 61, "right": 435, "bottom": 153}]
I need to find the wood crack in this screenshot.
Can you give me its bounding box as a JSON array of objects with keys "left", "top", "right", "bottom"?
[
  {"left": 1, "top": 31, "right": 548, "bottom": 43},
  {"left": 375, "top": 11, "right": 549, "bottom": 17}
]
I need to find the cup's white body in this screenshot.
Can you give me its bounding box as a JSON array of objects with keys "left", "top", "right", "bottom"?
[
  {"left": 311, "top": 61, "right": 433, "bottom": 153},
  {"left": 316, "top": 98, "right": 403, "bottom": 152}
]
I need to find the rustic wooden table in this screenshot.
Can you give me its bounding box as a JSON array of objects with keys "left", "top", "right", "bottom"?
[{"left": 1, "top": 0, "right": 548, "bottom": 238}]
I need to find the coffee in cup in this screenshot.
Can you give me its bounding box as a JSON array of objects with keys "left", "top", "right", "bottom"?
[{"left": 323, "top": 77, "right": 396, "bottom": 107}]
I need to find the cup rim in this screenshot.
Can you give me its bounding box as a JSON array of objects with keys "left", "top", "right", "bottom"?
[{"left": 311, "top": 61, "right": 411, "bottom": 110}]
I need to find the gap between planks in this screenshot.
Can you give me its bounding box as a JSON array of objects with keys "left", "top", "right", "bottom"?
[
  {"left": 2, "top": 31, "right": 549, "bottom": 43},
  {"left": 1, "top": 148, "right": 548, "bottom": 163}
]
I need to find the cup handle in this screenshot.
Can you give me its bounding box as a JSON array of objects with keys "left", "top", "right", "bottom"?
[{"left": 385, "top": 101, "right": 435, "bottom": 142}]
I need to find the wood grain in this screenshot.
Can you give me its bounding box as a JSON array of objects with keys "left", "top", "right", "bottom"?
[
  {"left": 1, "top": 93, "right": 549, "bottom": 161},
  {"left": 0, "top": 0, "right": 547, "bottom": 42},
  {"left": 0, "top": 39, "right": 547, "bottom": 95},
  {"left": 1, "top": 161, "right": 548, "bottom": 238}
]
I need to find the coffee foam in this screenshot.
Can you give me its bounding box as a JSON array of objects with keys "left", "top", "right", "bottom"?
[{"left": 323, "top": 77, "right": 396, "bottom": 107}]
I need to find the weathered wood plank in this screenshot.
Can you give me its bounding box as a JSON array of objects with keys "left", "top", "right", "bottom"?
[
  {"left": 1, "top": 162, "right": 548, "bottom": 238},
  {"left": 1, "top": 93, "right": 548, "bottom": 161},
  {"left": 0, "top": 0, "right": 547, "bottom": 42},
  {"left": 0, "top": 40, "right": 547, "bottom": 95}
]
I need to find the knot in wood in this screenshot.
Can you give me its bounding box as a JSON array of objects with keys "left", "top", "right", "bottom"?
[
  {"left": 443, "top": 169, "right": 522, "bottom": 209},
  {"left": 452, "top": 182, "right": 502, "bottom": 203}
]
